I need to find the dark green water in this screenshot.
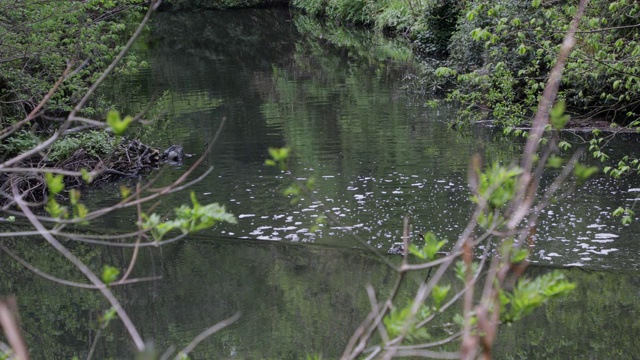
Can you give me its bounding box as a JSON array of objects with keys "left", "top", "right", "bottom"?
[{"left": 3, "top": 7, "right": 640, "bottom": 359}]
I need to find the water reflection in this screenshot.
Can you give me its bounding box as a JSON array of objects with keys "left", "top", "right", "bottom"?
[{"left": 3, "top": 235, "right": 639, "bottom": 359}]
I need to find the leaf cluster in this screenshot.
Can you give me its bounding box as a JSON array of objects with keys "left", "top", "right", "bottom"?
[
  {"left": 500, "top": 270, "right": 576, "bottom": 323},
  {"left": 142, "top": 192, "right": 237, "bottom": 241}
]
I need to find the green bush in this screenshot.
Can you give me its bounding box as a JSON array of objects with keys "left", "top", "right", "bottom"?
[
  {"left": 0, "top": 0, "right": 146, "bottom": 126},
  {"left": 48, "top": 131, "right": 117, "bottom": 162},
  {"left": 0, "top": 131, "right": 41, "bottom": 159},
  {"left": 440, "top": 0, "right": 640, "bottom": 126}
]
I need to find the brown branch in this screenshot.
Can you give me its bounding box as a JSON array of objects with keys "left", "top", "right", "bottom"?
[
  {"left": 509, "top": 0, "right": 589, "bottom": 230},
  {"left": 0, "top": 296, "right": 28, "bottom": 360}
]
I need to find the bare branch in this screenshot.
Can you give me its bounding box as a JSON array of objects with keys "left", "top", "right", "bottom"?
[
  {"left": 510, "top": 0, "right": 589, "bottom": 230},
  {"left": 11, "top": 184, "right": 145, "bottom": 351},
  {"left": 176, "top": 312, "right": 241, "bottom": 359},
  {"left": 0, "top": 244, "right": 159, "bottom": 289},
  {"left": 0, "top": 297, "right": 28, "bottom": 360}
]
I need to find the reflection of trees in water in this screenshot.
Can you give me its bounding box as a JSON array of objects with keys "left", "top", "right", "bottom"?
[
  {"left": 495, "top": 267, "right": 640, "bottom": 359},
  {"left": 96, "top": 240, "right": 461, "bottom": 358},
  {"left": 1, "top": 238, "right": 119, "bottom": 359},
  {"left": 151, "top": 8, "right": 299, "bottom": 70},
  {"left": 8, "top": 233, "right": 640, "bottom": 358}
]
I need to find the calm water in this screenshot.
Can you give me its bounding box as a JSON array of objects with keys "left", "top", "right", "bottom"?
[
  {"left": 106, "top": 8, "right": 640, "bottom": 271},
  {"left": 4, "top": 7, "right": 640, "bottom": 359}
]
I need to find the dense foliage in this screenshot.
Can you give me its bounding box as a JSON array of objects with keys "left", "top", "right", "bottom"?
[
  {"left": 441, "top": 0, "right": 640, "bottom": 127},
  {"left": 293, "top": 0, "right": 460, "bottom": 57},
  {"left": 0, "top": 0, "right": 146, "bottom": 126},
  {"left": 293, "top": 0, "right": 640, "bottom": 129}
]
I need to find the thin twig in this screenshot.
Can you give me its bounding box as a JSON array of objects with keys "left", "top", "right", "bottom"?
[
  {"left": 176, "top": 312, "right": 241, "bottom": 359},
  {"left": 11, "top": 184, "right": 145, "bottom": 351},
  {"left": 0, "top": 244, "right": 159, "bottom": 289}
]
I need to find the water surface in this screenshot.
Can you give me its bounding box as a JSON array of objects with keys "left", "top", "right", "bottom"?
[{"left": 106, "top": 8, "right": 640, "bottom": 271}]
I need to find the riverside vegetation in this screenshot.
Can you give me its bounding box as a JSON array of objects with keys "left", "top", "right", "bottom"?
[{"left": 0, "top": 0, "right": 625, "bottom": 359}]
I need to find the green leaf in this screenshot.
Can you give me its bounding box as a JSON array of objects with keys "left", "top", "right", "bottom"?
[
  {"left": 106, "top": 110, "right": 132, "bottom": 135},
  {"left": 408, "top": 244, "right": 424, "bottom": 258},
  {"left": 101, "top": 265, "right": 120, "bottom": 285},
  {"left": 613, "top": 80, "right": 621, "bottom": 90},
  {"left": 268, "top": 147, "right": 290, "bottom": 162},
  {"left": 45, "top": 198, "right": 68, "bottom": 218},
  {"left": 119, "top": 185, "right": 131, "bottom": 199},
  {"left": 547, "top": 155, "right": 563, "bottom": 168},
  {"left": 45, "top": 172, "right": 65, "bottom": 195},
  {"left": 517, "top": 45, "right": 527, "bottom": 56},
  {"left": 142, "top": 193, "right": 236, "bottom": 241},
  {"left": 383, "top": 302, "right": 431, "bottom": 341},
  {"left": 454, "top": 261, "right": 479, "bottom": 282},
  {"left": 550, "top": 101, "right": 570, "bottom": 130},
  {"left": 75, "top": 203, "right": 89, "bottom": 220},
  {"left": 612, "top": 207, "right": 625, "bottom": 217},
  {"left": 574, "top": 163, "right": 599, "bottom": 184},
  {"left": 67, "top": 188, "right": 79, "bottom": 205},
  {"left": 267, "top": 147, "right": 291, "bottom": 170},
  {"left": 432, "top": 285, "right": 451, "bottom": 309},
  {"left": 558, "top": 141, "right": 571, "bottom": 151},
  {"left": 511, "top": 248, "right": 529, "bottom": 263},
  {"left": 100, "top": 307, "right": 117, "bottom": 327},
  {"left": 501, "top": 271, "right": 575, "bottom": 323},
  {"left": 80, "top": 168, "right": 93, "bottom": 183},
  {"left": 466, "top": 10, "right": 476, "bottom": 21}
]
